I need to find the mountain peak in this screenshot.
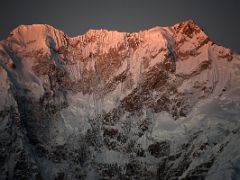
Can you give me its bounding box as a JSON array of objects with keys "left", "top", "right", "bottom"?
[
  {"left": 175, "top": 19, "right": 200, "bottom": 28},
  {"left": 1, "top": 19, "right": 240, "bottom": 180},
  {"left": 6, "top": 24, "right": 68, "bottom": 51},
  {"left": 3, "top": 20, "right": 212, "bottom": 62},
  {"left": 173, "top": 19, "right": 207, "bottom": 37},
  {"left": 9, "top": 24, "right": 63, "bottom": 37},
  {"left": 6, "top": 20, "right": 206, "bottom": 41}
]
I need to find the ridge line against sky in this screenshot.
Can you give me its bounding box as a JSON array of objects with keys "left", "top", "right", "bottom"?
[{"left": 0, "top": 0, "right": 239, "bottom": 52}]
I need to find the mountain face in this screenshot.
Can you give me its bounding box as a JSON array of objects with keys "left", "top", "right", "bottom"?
[{"left": 0, "top": 20, "right": 240, "bottom": 179}]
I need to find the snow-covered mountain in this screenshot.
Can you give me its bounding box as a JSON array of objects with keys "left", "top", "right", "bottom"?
[{"left": 0, "top": 20, "right": 240, "bottom": 179}]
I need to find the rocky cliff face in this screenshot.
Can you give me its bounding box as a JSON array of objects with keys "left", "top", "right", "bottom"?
[{"left": 0, "top": 20, "right": 240, "bottom": 179}]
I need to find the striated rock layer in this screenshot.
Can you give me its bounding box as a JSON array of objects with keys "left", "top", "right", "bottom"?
[{"left": 0, "top": 20, "right": 240, "bottom": 179}]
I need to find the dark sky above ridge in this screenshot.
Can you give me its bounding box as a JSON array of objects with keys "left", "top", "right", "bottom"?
[{"left": 0, "top": 0, "right": 239, "bottom": 52}]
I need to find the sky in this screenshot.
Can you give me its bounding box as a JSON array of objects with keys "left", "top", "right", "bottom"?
[{"left": 0, "top": 0, "right": 239, "bottom": 52}]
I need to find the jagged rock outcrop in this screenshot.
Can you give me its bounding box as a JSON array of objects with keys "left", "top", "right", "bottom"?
[{"left": 0, "top": 20, "right": 240, "bottom": 179}]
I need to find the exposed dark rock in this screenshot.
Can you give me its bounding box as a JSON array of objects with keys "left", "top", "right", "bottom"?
[{"left": 148, "top": 141, "right": 170, "bottom": 158}]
